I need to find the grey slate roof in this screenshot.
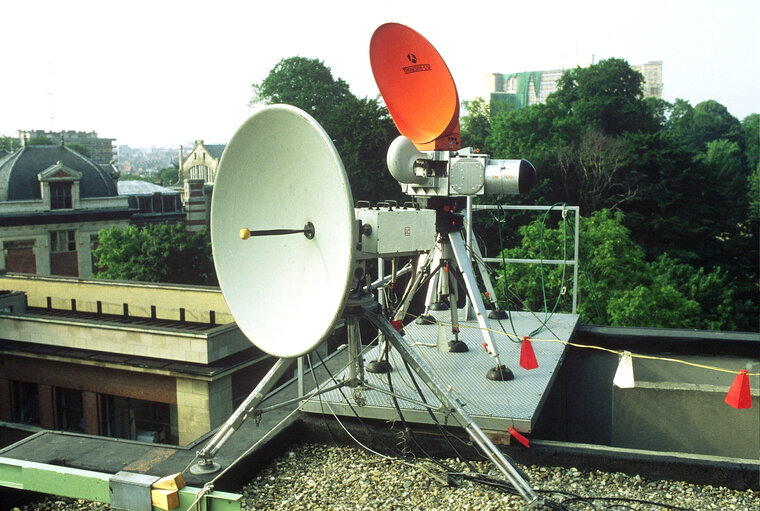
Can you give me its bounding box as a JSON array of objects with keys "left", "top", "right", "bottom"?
[
  {"left": 0, "top": 145, "right": 118, "bottom": 201},
  {"left": 117, "top": 180, "right": 179, "bottom": 196},
  {"left": 204, "top": 144, "right": 226, "bottom": 160}
]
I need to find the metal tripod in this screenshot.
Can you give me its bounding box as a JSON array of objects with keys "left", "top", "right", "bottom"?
[
  {"left": 390, "top": 226, "right": 513, "bottom": 380},
  {"left": 189, "top": 291, "right": 538, "bottom": 506}
]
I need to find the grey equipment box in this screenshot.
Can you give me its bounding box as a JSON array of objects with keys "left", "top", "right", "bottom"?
[{"left": 355, "top": 206, "right": 436, "bottom": 259}]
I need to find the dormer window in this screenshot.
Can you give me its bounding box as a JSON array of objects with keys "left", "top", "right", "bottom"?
[
  {"left": 51, "top": 182, "right": 73, "bottom": 209},
  {"left": 38, "top": 161, "right": 82, "bottom": 211}
]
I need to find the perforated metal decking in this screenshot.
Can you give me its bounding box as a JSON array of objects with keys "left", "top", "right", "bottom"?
[{"left": 302, "top": 310, "right": 579, "bottom": 433}]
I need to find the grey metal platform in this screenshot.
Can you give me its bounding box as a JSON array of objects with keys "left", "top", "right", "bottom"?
[{"left": 302, "top": 310, "right": 580, "bottom": 433}]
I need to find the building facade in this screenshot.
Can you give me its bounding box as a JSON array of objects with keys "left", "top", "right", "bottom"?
[
  {"left": 0, "top": 143, "right": 184, "bottom": 278},
  {"left": 487, "top": 61, "right": 663, "bottom": 108},
  {"left": 177, "top": 141, "right": 225, "bottom": 232},
  {"left": 0, "top": 144, "right": 131, "bottom": 277},
  {"left": 0, "top": 274, "right": 270, "bottom": 446}
]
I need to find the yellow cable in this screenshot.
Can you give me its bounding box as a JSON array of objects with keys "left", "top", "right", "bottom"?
[{"left": 399, "top": 311, "right": 760, "bottom": 377}]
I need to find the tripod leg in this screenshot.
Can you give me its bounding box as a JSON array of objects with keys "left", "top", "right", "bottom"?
[
  {"left": 471, "top": 238, "right": 508, "bottom": 319},
  {"left": 446, "top": 268, "right": 467, "bottom": 352},
  {"left": 191, "top": 357, "right": 295, "bottom": 474},
  {"left": 448, "top": 232, "right": 514, "bottom": 380},
  {"left": 447, "top": 232, "right": 499, "bottom": 359},
  {"left": 362, "top": 307, "right": 539, "bottom": 505},
  {"left": 417, "top": 248, "right": 441, "bottom": 324},
  {"left": 393, "top": 250, "right": 434, "bottom": 323}
]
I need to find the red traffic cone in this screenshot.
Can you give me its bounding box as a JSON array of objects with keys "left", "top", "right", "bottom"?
[
  {"left": 390, "top": 320, "right": 403, "bottom": 332},
  {"left": 508, "top": 426, "right": 530, "bottom": 448},
  {"left": 520, "top": 337, "right": 538, "bottom": 370},
  {"left": 725, "top": 369, "right": 752, "bottom": 409}
]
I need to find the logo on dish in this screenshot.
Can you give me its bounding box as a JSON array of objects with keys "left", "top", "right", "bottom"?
[{"left": 402, "top": 52, "right": 431, "bottom": 74}]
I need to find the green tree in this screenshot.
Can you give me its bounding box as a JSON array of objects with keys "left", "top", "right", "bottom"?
[
  {"left": 741, "top": 113, "right": 759, "bottom": 171},
  {"left": 495, "top": 209, "right": 749, "bottom": 330},
  {"left": 666, "top": 99, "right": 742, "bottom": 152},
  {"left": 692, "top": 100, "right": 742, "bottom": 148},
  {"left": 94, "top": 223, "right": 216, "bottom": 285},
  {"left": 460, "top": 97, "right": 491, "bottom": 151},
  {"left": 28, "top": 136, "right": 53, "bottom": 145},
  {"left": 250, "top": 57, "right": 352, "bottom": 136},
  {"left": 157, "top": 166, "right": 178, "bottom": 185},
  {"left": 551, "top": 58, "right": 656, "bottom": 136},
  {"left": 66, "top": 143, "right": 91, "bottom": 158},
  {"left": 0, "top": 135, "right": 21, "bottom": 152},
  {"left": 251, "top": 56, "right": 400, "bottom": 203}
]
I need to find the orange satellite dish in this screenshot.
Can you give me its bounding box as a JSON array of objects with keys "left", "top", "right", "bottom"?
[{"left": 370, "top": 23, "right": 460, "bottom": 151}]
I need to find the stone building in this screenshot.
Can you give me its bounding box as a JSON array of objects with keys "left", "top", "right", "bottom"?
[
  {"left": 177, "top": 140, "right": 226, "bottom": 232},
  {"left": 179, "top": 140, "right": 225, "bottom": 185},
  {"left": 487, "top": 60, "right": 663, "bottom": 109},
  {"left": 0, "top": 143, "right": 184, "bottom": 277},
  {"left": 116, "top": 180, "right": 184, "bottom": 225},
  {"left": 0, "top": 144, "right": 131, "bottom": 277},
  {"left": 0, "top": 274, "right": 270, "bottom": 446}
]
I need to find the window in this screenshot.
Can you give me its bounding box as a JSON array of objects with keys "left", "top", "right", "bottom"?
[
  {"left": 138, "top": 196, "right": 153, "bottom": 213},
  {"left": 56, "top": 387, "right": 84, "bottom": 432},
  {"left": 50, "top": 230, "right": 76, "bottom": 252},
  {"left": 101, "top": 395, "right": 177, "bottom": 444},
  {"left": 50, "top": 182, "right": 73, "bottom": 209},
  {"left": 162, "top": 195, "right": 176, "bottom": 212},
  {"left": 12, "top": 381, "right": 40, "bottom": 425}
]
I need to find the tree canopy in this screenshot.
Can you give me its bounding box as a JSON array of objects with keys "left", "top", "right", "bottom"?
[
  {"left": 93, "top": 223, "right": 217, "bottom": 286},
  {"left": 466, "top": 58, "right": 758, "bottom": 331},
  {"left": 243, "top": 55, "right": 757, "bottom": 331},
  {"left": 250, "top": 57, "right": 402, "bottom": 203},
  {"left": 495, "top": 209, "right": 752, "bottom": 330}
]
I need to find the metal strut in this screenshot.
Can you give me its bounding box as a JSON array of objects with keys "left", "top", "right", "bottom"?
[{"left": 362, "top": 305, "right": 539, "bottom": 505}]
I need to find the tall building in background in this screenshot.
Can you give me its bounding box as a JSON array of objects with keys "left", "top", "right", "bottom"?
[
  {"left": 487, "top": 61, "right": 663, "bottom": 109},
  {"left": 17, "top": 130, "right": 117, "bottom": 165}
]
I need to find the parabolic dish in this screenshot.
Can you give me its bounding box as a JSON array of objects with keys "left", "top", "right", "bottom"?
[
  {"left": 370, "top": 22, "right": 460, "bottom": 149},
  {"left": 211, "top": 105, "right": 355, "bottom": 358}
]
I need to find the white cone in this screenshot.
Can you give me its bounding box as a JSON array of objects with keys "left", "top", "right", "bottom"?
[{"left": 613, "top": 351, "right": 635, "bottom": 388}]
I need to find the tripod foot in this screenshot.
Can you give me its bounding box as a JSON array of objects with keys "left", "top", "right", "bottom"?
[
  {"left": 448, "top": 340, "right": 468, "bottom": 352},
  {"left": 366, "top": 360, "right": 392, "bottom": 373},
  {"left": 189, "top": 459, "right": 221, "bottom": 475},
  {"left": 487, "top": 309, "right": 508, "bottom": 319},
  {"left": 486, "top": 365, "right": 514, "bottom": 381},
  {"left": 416, "top": 314, "right": 436, "bottom": 325},
  {"left": 430, "top": 301, "right": 449, "bottom": 311}
]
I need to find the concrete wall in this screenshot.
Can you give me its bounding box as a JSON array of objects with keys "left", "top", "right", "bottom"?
[
  {"left": 0, "top": 314, "right": 249, "bottom": 364},
  {"left": 611, "top": 355, "right": 760, "bottom": 459},
  {"left": 533, "top": 327, "right": 760, "bottom": 460},
  {"left": 0, "top": 273, "right": 233, "bottom": 324},
  {"left": 175, "top": 375, "right": 232, "bottom": 445}
]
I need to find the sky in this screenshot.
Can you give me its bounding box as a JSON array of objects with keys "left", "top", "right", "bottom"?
[{"left": 1, "top": 0, "right": 758, "bottom": 148}]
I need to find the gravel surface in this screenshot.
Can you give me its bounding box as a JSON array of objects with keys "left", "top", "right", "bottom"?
[{"left": 15, "top": 443, "right": 760, "bottom": 510}]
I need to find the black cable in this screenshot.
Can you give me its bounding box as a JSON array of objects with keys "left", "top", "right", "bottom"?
[
  {"left": 399, "top": 357, "right": 481, "bottom": 473},
  {"left": 313, "top": 348, "right": 406, "bottom": 459},
  {"left": 307, "top": 353, "right": 338, "bottom": 447}
]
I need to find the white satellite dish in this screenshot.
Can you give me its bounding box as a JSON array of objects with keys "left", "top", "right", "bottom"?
[{"left": 210, "top": 104, "right": 355, "bottom": 358}]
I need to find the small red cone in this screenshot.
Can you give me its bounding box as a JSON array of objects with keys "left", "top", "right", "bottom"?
[
  {"left": 390, "top": 320, "right": 403, "bottom": 332},
  {"left": 508, "top": 426, "right": 530, "bottom": 448},
  {"left": 520, "top": 337, "right": 538, "bottom": 370},
  {"left": 725, "top": 369, "right": 752, "bottom": 409}
]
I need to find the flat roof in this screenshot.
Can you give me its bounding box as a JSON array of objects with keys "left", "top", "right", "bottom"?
[{"left": 21, "top": 305, "right": 221, "bottom": 333}]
